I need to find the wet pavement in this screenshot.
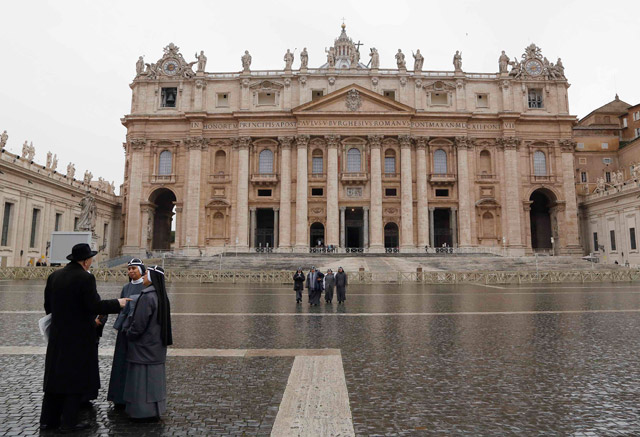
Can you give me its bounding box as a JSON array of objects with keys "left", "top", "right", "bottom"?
[{"left": 2, "top": 279, "right": 640, "bottom": 435}]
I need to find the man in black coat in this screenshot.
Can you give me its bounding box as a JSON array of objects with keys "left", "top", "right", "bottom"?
[{"left": 40, "top": 244, "right": 128, "bottom": 432}]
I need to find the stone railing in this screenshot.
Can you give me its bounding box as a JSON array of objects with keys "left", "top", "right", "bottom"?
[
  {"left": 340, "top": 172, "right": 368, "bottom": 184},
  {"left": 208, "top": 173, "right": 230, "bottom": 183},
  {"left": 530, "top": 174, "right": 557, "bottom": 183},
  {"left": 250, "top": 173, "right": 279, "bottom": 185},
  {"left": 151, "top": 174, "right": 176, "bottom": 184},
  {"left": 583, "top": 180, "right": 640, "bottom": 201}
]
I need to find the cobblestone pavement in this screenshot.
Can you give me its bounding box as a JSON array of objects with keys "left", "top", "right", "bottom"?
[{"left": 2, "top": 280, "right": 640, "bottom": 435}]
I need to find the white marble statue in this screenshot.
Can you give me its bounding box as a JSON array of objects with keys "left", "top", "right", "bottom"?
[
  {"left": 300, "top": 48, "right": 308, "bottom": 69},
  {"left": 83, "top": 170, "right": 93, "bottom": 185},
  {"left": 77, "top": 193, "right": 97, "bottom": 232},
  {"left": 395, "top": 49, "right": 406, "bottom": 69},
  {"left": 195, "top": 50, "right": 207, "bottom": 72},
  {"left": 283, "top": 49, "right": 294, "bottom": 70},
  {"left": 413, "top": 49, "right": 424, "bottom": 72},
  {"left": 67, "top": 162, "right": 75, "bottom": 179},
  {"left": 0, "top": 130, "right": 7, "bottom": 148}
]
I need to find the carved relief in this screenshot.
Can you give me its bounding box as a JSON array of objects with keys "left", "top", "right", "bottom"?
[
  {"left": 296, "top": 135, "right": 310, "bottom": 148},
  {"left": 325, "top": 135, "right": 341, "bottom": 148},
  {"left": 278, "top": 136, "right": 294, "bottom": 149},
  {"left": 346, "top": 187, "right": 362, "bottom": 198},
  {"left": 496, "top": 137, "right": 521, "bottom": 150},
  {"left": 559, "top": 139, "right": 576, "bottom": 152},
  {"left": 129, "top": 138, "right": 146, "bottom": 150},
  {"left": 185, "top": 137, "right": 207, "bottom": 150},
  {"left": 345, "top": 89, "right": 362, "bottom": 111},
  {"left": 367, "top": 135, "right": 383, "bottom": 148}
]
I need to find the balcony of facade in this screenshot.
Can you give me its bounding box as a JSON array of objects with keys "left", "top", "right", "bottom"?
[
  {"left": 309, "top": 172, "right": 327, "bottom": 182},
  {"left": 340, "top": 172, "right": 369, "bottom": 185},
  {"left": 382, "top": 172, "right": 400, "bottom": 182},
  {"left": 429, "top": 173, "right": 456, "bottom": 185},
  {"left": 475, "top": 173, "right": 497, "bottom": 182},
  {"left": 208, "top": 173, "right": 231, "bottom": 184},
  {"left": 250, "top": 173, "right": 279, "bottom": 186},
  {"left": 529, "top": 174, "right": 557, "bottom": 184},
  {"left": 151, "top": 174, "right": 176, "bottom": 184}
]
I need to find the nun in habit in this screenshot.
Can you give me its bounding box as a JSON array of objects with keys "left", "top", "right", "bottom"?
[
  {"left": 324, "top": 269, "right": 335, "bottom": 304},
  {"left": 123, "top": 265, "right": 172, "bottom": 420},
  {"left": 335, "top": 267, "right": 348, "bottom": 304},
  {"left": 107, "top": 259, "right": 146, "bottom": 408},
  {"left": 306, "top": 266, "right": 324, "bottom": 306},
  {"left": 293, "top": 268, "right": 305, "bottom": 303}
]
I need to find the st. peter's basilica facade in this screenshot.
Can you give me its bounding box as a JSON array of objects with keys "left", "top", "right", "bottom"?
[{"left": 121, "top": 25, "right": 580, "bottom": 256}]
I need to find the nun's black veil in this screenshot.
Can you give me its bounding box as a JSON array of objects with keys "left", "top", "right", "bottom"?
[{"left": 148, "top": 266, "right": 173, "bottom": 346}]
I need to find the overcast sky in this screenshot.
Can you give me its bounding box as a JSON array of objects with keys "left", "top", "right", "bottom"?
[{"left": 2, "top": 0, "right": 639, "bottom": 191}]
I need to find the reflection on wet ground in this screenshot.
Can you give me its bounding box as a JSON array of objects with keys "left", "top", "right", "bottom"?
[{"left": 2, "top": 280, "right": 640, "bottom": 435}]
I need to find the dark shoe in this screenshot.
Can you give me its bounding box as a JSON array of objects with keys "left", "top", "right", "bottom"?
[
  {"left": 39, "top": 423, "right": 59, "bottom": 431},
  {"left": 59, "top": 422, "right": 92, "bottom": 433}
]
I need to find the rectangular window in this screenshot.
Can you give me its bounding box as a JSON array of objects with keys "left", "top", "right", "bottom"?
[
  {"left": 383, "top": 90, "right": 396, "bottom": 100},
  {"left": 601, "top": 142, "right": 609, "bottom": 149},
  {"left": 476, "top": 94, "right": 488, "bottom": 108},
  {"left": 1, "top": 203, "right": 12, "bottom": 246},
  {"left": 435, "top": 189, "right": 449, "bottom": 197},
  {"left": 257, "top": 189, "right": 272, "bottom": 197},
  {"left": 74, "top": 217, "right": 79, "bottom": 231},
  {"left": 578, "top": 157, "right": 587, "bottom": 164},
  {"left": 30, "top": 209, "right": 40, "bottom": 248},
  {"left": 312, "top": 90, "right": 324, "bottom": 100},
  {"left": 630, "top": 228, "right": 637, "bottom": 251},
  {"left": 384, "top": 157, "right": 396, "bottom": 174},
  {"left": 257, "top": 92, "right": 276, "bottom": 105},
  {"left": 605, "top": 172, "right": 611, "bottom": 183},
  {"left": 54, "top": 213, "right": 62, "bottom": 232},
  {"left": 312, "top": 157, "right": 323, "bottom": 174},
  {"left": 385, "top": 188, "right": 397, "bottom": 196},
  {"left": 610, "top": 230, "right": 616, "bottom": 251},
  {"left": 635, "top": 128, "right": 640, "bottom": 138},
  {"left": 160, "top": 87, "right": 177, "bottom": 108},
  {"left": 430, "top": 92, "right": 448, "bottom": 106},
  {"left": 593, "top": 232, "right": 598, "bottom": 251},
  {"left": 216, "top": 92, "right": 229, "bottom": 107},
  {"left": 311, "top": 188, "right": 323, "bottom": 196},
  {"left": 623, "top": 118, "right": 628, "bottom": 128},
  {"left": 603, "top": 158, "right": 612, "bottom": 165},
  {"left": 577, "top": 143, "right": 585, "bottom": 150},
  {"left": 580, "top": 172, "right": 587, "bottom": 183},
  {"left": 527, "top": 89, "right": 543, "bottom": 108}
]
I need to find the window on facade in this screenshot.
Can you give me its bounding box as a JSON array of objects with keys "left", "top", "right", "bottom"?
[
  {"left": 74, "top": 217, "right": 79, "bottom": 231},
  {"left": 161, "top": 87, "right": 177, "bottom": 108},
  {"left": 533, "top": 151, "right": 547, "bottom": 176},
  {"left": 103, "top": 223, "right": 108, "bottom": 246},
  {"left": 383, "top": 90, "right": 396, "bottom": 100},
  {"left": 601, "top": 142, "right": 609, "bottom": 149},
  {"left": 385, "top": 188, "right": 397, "bottom": 196},
  {"left": 257, "top": 189, "right": 272, "bottom": 197},
  {"left": 630, "top": 228, "right": 637, "bottom": 251},
  {"left": 346, "top": 148, "right": 361, "bottom": 172},
  {"left": 434, "top": 149, "right": 447, "bottom": 174},
  {"left": 603, "top": 158, "right": 612, "bottom": 165},
  {"left": 29, "top": 209, "right": 40, "bottom": 248},
  {"left": 605, "top": 172, "right": 611, "bottom": 183},
  {"left": 476, "top": 94, "right": 488, "bottom": 108},
  {"left": 580, "top": 172, "right": 587, "bottom": 183},
  {"left": 259, "top": 149, "right": 274, "bottom": 174},
  {"left": 311, "top": 188, "right": 324, "bottom": 196},
  {"left": 258, "top": 92, "right": 276, "bottom": 105},
  {"left": 635, "top": 128, "right": 640, "bottom": 138},
  {"left": 479, "top": 150, "right": 491, "bottom": 174},
  {"left": 528, "top": 89, "right": 543, "bottom": 108},
  {"left": 593, "top": 232, "right": 598, "bottom": 251},
  {"left": 54, "top": 213, "right": 62, "bottom": 232},
  {"left": 577, "top": 143, "right": 585, "bottom": 150},
  {"left": 610, "top": 230, "right": 616, "bottom": 251},
  {"left": 216, "top": 93, "right": 229, "bottom": 107},
  {"left": 435, "top": 189, "right": 449, "bottom": 197},
  {"left": 1, "top": 203, "right": 12, "bottom": 246},
  {"left": 384, "top": 150, "right": 396, "bottom": 174},
  {"left": 214, "top": 150, "right": 226, "bottom": 174},
  {"left": 578, "top": 157, "right": 587, "bottom": 164},
  {"left": 312, "top": 150, "right": 323, "bottom": 174},
  {"left": 623, "top": 118, "right": 628, "bottom": 128},
  {"left": 158, "top": 150, "right": 172, "bottom": 175},
  {"left": 482, "top": 212, "right": 495, "bottom": 237},
  {"left": 312, "top": 90, "right": 324, "bottom": 100},
  {"left": 431, "top": 92, "right": 448, "bottom": 105}
]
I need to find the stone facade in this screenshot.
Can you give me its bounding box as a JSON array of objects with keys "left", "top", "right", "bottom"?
[
  {"left": 0, "top": 146, "right": 120, "bottom": 267},
  {"left": 121, "top": 26, "right": 580, "bottom": 256}
]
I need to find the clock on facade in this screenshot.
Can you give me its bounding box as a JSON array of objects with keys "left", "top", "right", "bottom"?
[
  {"left": 162, "top": 59, "right": 179, "bottom": 75},
  {"left": 524, "top": 59, "right": 543, "bottom": 76}
]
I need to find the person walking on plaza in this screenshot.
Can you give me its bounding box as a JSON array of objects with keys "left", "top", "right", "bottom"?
[
  {"left": 123, "top": 265, "right": 172, "bottom": 421},
  {"left": 293, "top": 268, "right": 305, "bottom": 303},
  {"left": 306, "top": 266, "right": 324, "bottom": 306},
  {"left": 40, "top": 243, "right": 129, "bottom": 432},
  {"left": 107, "top": 258, "right": 146, "bottom": 409},
  {"left": 324, "top": 269, "right": 335, "bottom": 304},
  {"left": 335, "top": 267, "right": 348, "bottom": 304}
]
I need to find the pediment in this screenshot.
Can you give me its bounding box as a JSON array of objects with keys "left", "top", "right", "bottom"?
[{"left": 293, "top": 84, "right": 415, "bottom": 115}]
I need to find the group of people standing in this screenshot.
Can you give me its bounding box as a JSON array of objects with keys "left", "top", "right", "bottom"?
[
  {"left": 39, "top": 244, "right": 172, "bottom": 432},
  {"left": 293, "top": 266, "right": 348, "bottom": 305}
]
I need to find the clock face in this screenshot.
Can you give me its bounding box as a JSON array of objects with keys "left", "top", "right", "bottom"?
[
  {"left": 524, "top": 59, "right": 543, "bottom": 76},
  {"left": 162, "top": 59, "right": 179, "bottom": 75}
]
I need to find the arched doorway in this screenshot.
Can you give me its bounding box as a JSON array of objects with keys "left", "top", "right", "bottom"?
[
  {"left": 150, "top": 188, "right": 176, "bottom": 250},
  {"left": 310, "top": 222, "right": 325, "bottom": 247},
  {"left": 384, "top": 222, "right": 399, "bottom": 248},
  {"left": 529, "top": 189, "right": 554, "bottom": 249}
]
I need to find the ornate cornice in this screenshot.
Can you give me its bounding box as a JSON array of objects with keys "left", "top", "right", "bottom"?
[
  {"left": 398, "top": 135, "right": 413, "bottom": 149},
  {"left": 278, "top": 136, "right": 294, "bottom": 149},
  {"left": 454, "top": 136, "right": 471, "bottom": 149},
  {"left": 559, "top": 139, "right": 576, "bottom": 153},
  {"left": 497, "top": 136, "right": 521, "bottom": 150},
  {"left": 129, "top": 138, "right": 146, "bottom": 150},
  {"left": 325, "top": 135, "right": 341, "bottom": 149},
  {"left": 184, "top": 136, "right": 208, "bottom": 150},
  {"left": 414, "top": 136, "right": 429, "bottom": 149},
  {"left": 238, "top": 136, "right": 252, "bottom": 150},
  {"left": 295, "top": 135, "right": 310, "bottom": 149},
  {"left": 367, "top": 134, "right": 383, "bottom": 149}
]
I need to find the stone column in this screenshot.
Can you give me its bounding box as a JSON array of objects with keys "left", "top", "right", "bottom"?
[
  {"left": 415, "top": 137, "right": 429, "bottom": 248},
  {"left": 399, "top": 135, "right": 415, "bottom": 251},
  {"left": 339, "top": 207, "right": 346, "bottom": 248},
  {"left": 273, "top": 207, "right": 279, "bottom": 249},
  {"left": 249, "top": 207, "right": 256, "bottom": 248},
  {"left": 184, "top": 137, "right": 206, "bottom": 253},
  {"left": 560, "top": 140, "right": 581, "bottom": 252},
  {"left": 294, "top": 135, "right": 310, "bottom": 251},
  {"left": 235, "top": 137, "right": 251, "bottom": 250},
  {"left": 451, "top": 207, "right": 458, "bottom": 247},
  {"left": 455, "top": 136, "right": 472, "bottom": 247},
  {"left": 363, "top": 206, "right": 369, "bottom": 249},
  {"left": 278, "top": 137, "right": 293, "bottom": 250},
  {"left": 368, "top": 135, "right": 384, "bottom": 252},
  {"left": 499, "top": 137, "right": 523, "bottom": 250},
  {"left": 123, "top": 138, "right": 146, "bottom": 255},
  {"left": 325, "top": 135, "right": 340, "bottom": 246},
  {"left": 429, "top": 207, "right": 435, "bottom": 248}
]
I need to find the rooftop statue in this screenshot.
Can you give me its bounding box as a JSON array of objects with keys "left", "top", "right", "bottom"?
[
  {"left": 413, "top": 49, "right": 424, "bottom": 72},
  {"left": 66, "top": 162, "right": 75, "bottom": 179},
  {"left": 300, "top": 47, "right": 308, "bottom": 69},
  {"left": 51, "top": 154, "right": 58, "bottom": 172},
  {"left": 136, "top": 56, "right": 144, "bottom": 76},
  {"left": 498, "top": 51, "right": 510, "bottom": 73},
  {"left": 195, "top": 50, "right": 207, "bottom": 72},
  {"left": 395, "top": 49, "right": 406, "bottom": 69},
  {"left": 46, "top": 151, "right": 52, "bottom": 169},
  {"left": 453, "top": 50, "right": 462, "bottom": 71},
  {"left": 0, "top": 130, "right": 7, "bottom": 149},
  {"left": 284, "top": 49, "right": 294, "bottom": 70},
  {"left": 369, "top": 47, "right": 379, "bottom": 69},
  {"left": 83, "top": 170, "right": 93, "bottom": 185},
  {"left": 241, "top": 50, "right": 252, "bottom": 71}
]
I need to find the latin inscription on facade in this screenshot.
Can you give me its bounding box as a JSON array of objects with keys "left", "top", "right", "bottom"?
[{"left": 194, "top": 120, "right": 516, "bottom": 131}]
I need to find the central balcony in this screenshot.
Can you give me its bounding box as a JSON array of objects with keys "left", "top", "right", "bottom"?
[
  {"left": 429, "top": 173, "right": 456, "bottom": 185},
  {"left": 208, "top": 173, "right": 230, "bottom": 184},
  {"left": 251, "top": 173, "right": 279, "bottom": 186},
  {"left": 151, "top": 174, "right": 176, "bottom": 184},
  {"left": 340, "top": 172, "right": 369, "bottom": 185},
  {"left": 309, "top": 172, "right": 326, "bottom": 182}
]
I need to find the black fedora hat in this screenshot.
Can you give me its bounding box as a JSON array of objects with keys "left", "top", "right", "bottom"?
[{"left": 66, "top": 243, "right": 98, "bottom": 261}]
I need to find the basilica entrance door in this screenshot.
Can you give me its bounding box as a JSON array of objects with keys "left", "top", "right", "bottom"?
[
  {"left": 310, "top": 222, "right": 325, "bottom": 247},
  {"left": 255, "top": 209, "right": 274, "bottom": 249},
  {"left": 345, "top": 207, "right": 364, "bottom": 249},
  {"left": 384, "top": 222, "right": 399, "bottom": 248},
  {"left": 433, "top": 208, "right": 453, "bottom": 247},
  {"left": 530, "top": 190, "right": 553, "bottom": 249},
  {"left": 150, "top": 188, "right": 176, "bottom": 250}
]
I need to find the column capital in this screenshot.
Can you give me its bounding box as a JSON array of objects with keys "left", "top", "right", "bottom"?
[
  {"left": 324, "top": 135, "right": 341, "bottom": 148},
  {"left": 340, "top": 206, "right": 346, "bottom": 212},
  {"left": 128, "top": 138, "right": 147, "bottom": 150},
  {"left": 233, "top": 136, "right": 252, "bottom": 150},
  {"left": 273, "top": 207, "right": 280, "bottom": 212},
  {"left": 295, "top": 135, "right": 310, "bottom": 149},
  {"left": 454, "top": 136, "right": 471, "bottom": 150},
  {"left": 184, "top": 136, "right": 208, "bottom": 150},
  {"left": 249, "top": 206, "right": 257, "bottom": 212},
  {"left": 367, "top": 134, "right": 384, "bottom": 149},
  {"left": 363, "top": 206, "right": 369, "bottom": 212},
  {"left": 496, "top": 136, "right": 521, "bottom": 150},
  {"left": 429, "top": 207, "right": 435, "bottom": 212},
  {"left": 278, "top": 136, "right": 294, "bottom": 149},
  {"left": 559, "top": 139, "right": 576, "bottom": 153},
  {"left": 414, "top": 136, "right": 429, "bottom": 149},
  {"left": 398, "top": 135, "right": 413, "bottom": 149},
  {"left": 451, "top": 207, "right": 458, "bottom": 212}
]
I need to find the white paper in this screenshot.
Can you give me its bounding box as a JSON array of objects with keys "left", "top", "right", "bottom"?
[{"left": 38, "top": 314, "right": 51, "bottom": 342}]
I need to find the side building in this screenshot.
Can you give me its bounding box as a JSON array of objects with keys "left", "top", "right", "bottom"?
[
  {"left": 121, "top": 25, "right": 580, "bottom": 257},
  {"left": 575, "top": 96, "right": 640, "bottom": 265},
  {"left": 0, "top": 144, "right": 121, "bottom": 267}
]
